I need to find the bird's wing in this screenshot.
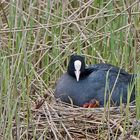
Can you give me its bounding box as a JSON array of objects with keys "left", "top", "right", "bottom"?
[{"left": 85, "top": 63, "right": 129, "bottom": 76}]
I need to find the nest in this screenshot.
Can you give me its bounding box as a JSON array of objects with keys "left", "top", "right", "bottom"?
[{"left": 13, "top": 95, "right": 140, "bottom": 140}]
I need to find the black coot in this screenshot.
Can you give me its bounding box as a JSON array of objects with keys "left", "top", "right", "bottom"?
[{"left": 54, "top": 55, "right": 135, "bottom": 107}]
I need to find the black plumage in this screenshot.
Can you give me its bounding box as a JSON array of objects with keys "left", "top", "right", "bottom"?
[{"left": 54, "top": 55, "right": 135, "bottom": 107}]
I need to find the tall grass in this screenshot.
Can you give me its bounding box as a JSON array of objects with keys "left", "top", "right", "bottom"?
[{"left": 0, "top": 0, "right": 140, "bottom": 139}]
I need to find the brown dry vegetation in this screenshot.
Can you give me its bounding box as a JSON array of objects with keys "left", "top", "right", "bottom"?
[{"left": 0, "top": 0, "right": 140, "bottom": 139}]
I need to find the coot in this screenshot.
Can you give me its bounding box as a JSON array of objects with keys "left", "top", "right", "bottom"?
[{"left": 54, "top": 55, "right": 135, "bottom": 107}]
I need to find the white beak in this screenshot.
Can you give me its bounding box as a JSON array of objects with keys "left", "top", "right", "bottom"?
[
  {"left": 74, "top": 60, "right": 82, "bottom": 82},
  {"left": 74, "top": 70, "right": 80, "bottom": 81}
]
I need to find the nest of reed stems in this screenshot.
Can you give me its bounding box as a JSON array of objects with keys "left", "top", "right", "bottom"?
[{"left": 13, "top": 93, "right": 140, "bottom": 140}]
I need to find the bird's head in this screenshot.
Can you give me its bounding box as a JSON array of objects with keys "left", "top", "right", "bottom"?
[{"left": 67, "top": 55, "right": 85, "bottom": 82}]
